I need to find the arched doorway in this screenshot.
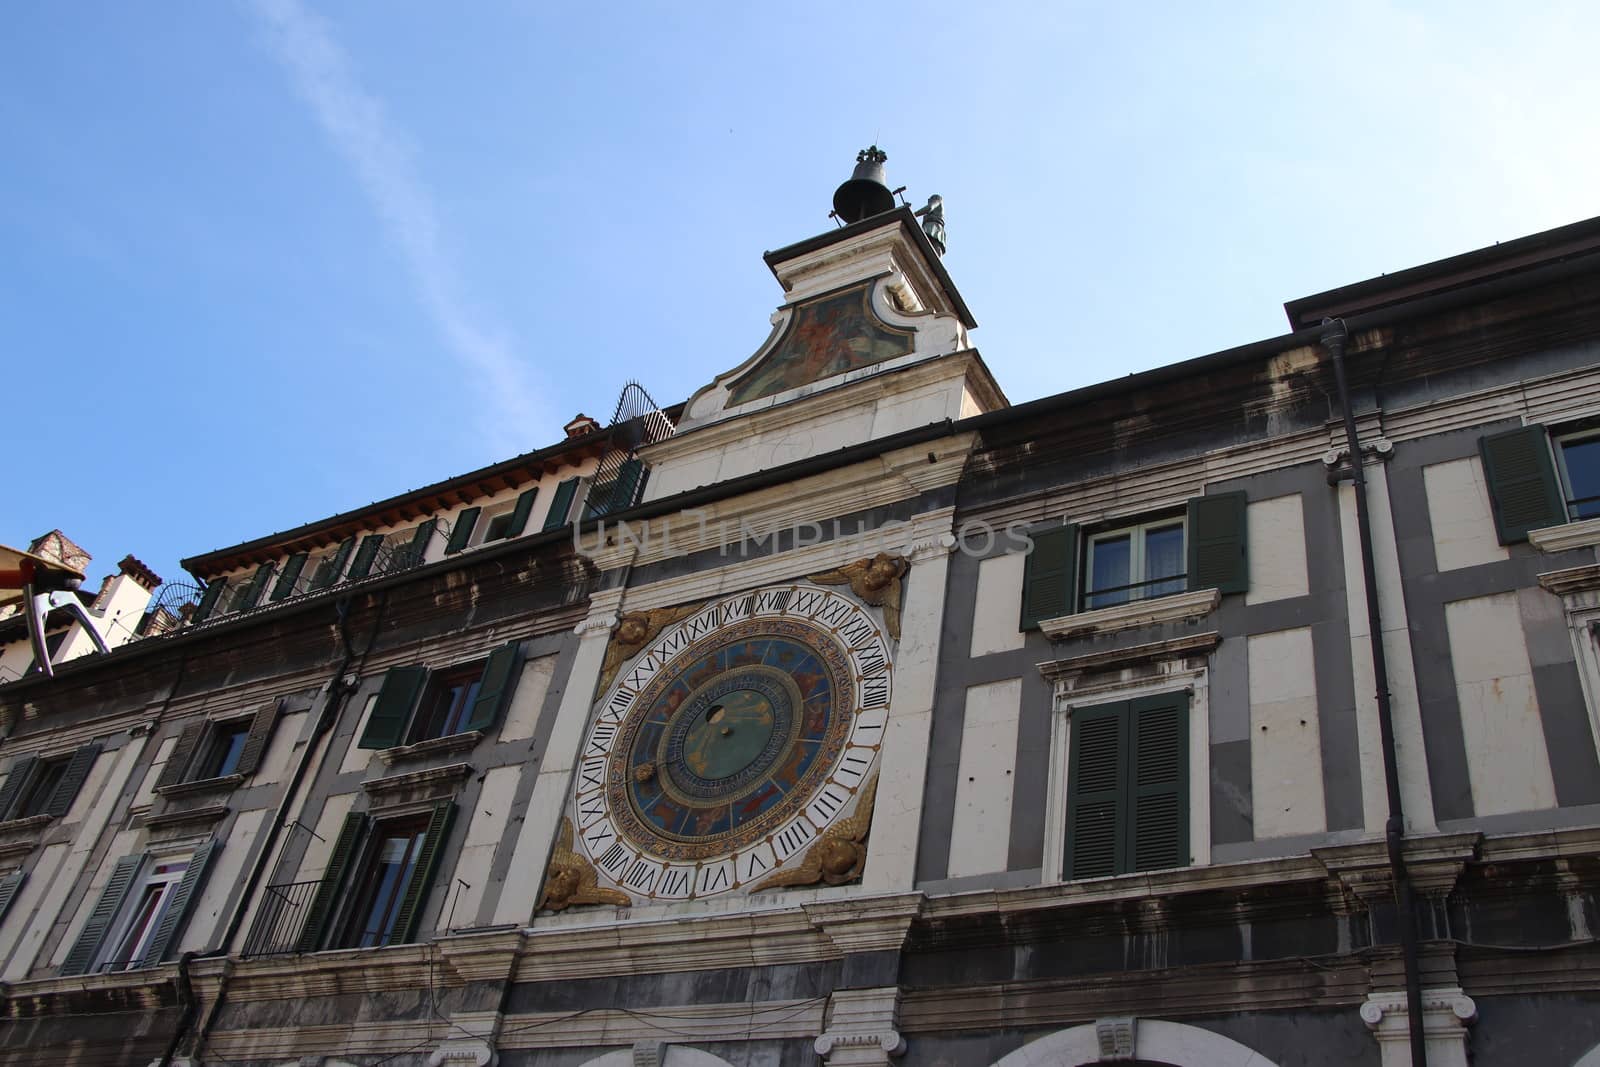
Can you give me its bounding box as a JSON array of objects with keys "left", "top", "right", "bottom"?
[{"left": 988, "top": 1019, "right": 1281, "bottom": 1067}]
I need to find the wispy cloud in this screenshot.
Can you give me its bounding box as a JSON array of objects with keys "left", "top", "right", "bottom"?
[{"left": 249, "top": 0, "right": 542, "bottom": 450}]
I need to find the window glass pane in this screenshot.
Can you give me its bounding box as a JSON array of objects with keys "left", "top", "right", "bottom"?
[
  {"left": 106, "top": 861, "right": 186, "bottom": 971},
  {"left": 1086, "top": 534, "right": 1132, "bottom": 610},
  {"left": 1144, "top": 524, "right": 1186, "bottom": 598},
  {"left": 482, "top": 512, "right": 514, "bottom": 544},
  {"left": 1562, "top": 436, "right": 1600, "bottom": 519},
  {"left": 211, "top": 727, "right": 250, "bottom": 778},
  {"left": 351, "top": 829, "right": 427, "bottom": 948}
]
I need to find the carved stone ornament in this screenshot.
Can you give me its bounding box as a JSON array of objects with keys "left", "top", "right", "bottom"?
[
  {"left": 751, "top": 774, "right": 877, "bottom": 892},
  {"left": 540, "top": 817, "right": 632, "bottom": 912},
  {"left": 807, "top": 554, "right": 909, "bottom": 641},
  {"left": 597, "top": 604, "right": 704, "bottom": 694}
]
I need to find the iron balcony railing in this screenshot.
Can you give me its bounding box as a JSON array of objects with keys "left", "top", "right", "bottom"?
[{"left": 242, "top": 879, "right": 320, "bottom": 958}]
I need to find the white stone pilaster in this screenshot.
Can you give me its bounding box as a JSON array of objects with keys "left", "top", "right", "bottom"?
[
  {"left": 491, "top": 592, "right": 621, "bottom": 927},
  {"left": 861, "top": 511, "right": 956, "bottom": 893},
  {"left": 1361, "top": 987, "right": 1476, "bottom": 1067}
]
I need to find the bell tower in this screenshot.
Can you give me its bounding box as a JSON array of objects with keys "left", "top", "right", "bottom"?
[{"left": 637, "top": 147, "right": 1005, "bottom": 501}]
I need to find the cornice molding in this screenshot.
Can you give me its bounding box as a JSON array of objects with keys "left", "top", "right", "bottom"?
[
  {"left": 1038, "top": 588, "right": 1219, "bottom": 641},
  {"left": 1529, "top": 517, "right": 1600, "bottom": 554}
]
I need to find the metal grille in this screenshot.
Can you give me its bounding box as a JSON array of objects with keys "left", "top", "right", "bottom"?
[{"left": 242, "top": 880, "right": 320, "bottom": 958}]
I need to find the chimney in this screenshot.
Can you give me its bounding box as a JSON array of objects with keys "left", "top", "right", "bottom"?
[
  {"left": 565, "top": 413, "right": 601, "bottom": 438},
  {"left": 117, "top": 555, "right": 163, "bottom": 592}
]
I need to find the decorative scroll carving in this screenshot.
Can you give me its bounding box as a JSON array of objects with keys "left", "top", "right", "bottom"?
[
  {"left": 540, "top": 818, "right": 632, "bottom": 912},
  {"left": 808, "top": 554, "right": 909, "bottom": 641},
  {"left": 751, "top": 774, "right": 878, "bottom": 892},
  {"left": 596, "top": 604, "right": 703, "bottom": 694}
]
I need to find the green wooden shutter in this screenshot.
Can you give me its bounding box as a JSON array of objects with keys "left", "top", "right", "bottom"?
[
  {"left": 43, "top": 742, "right": 102, "bottom": 818},
  {"left": 156, "top": 722, "right": 206, "bottom": 789},
  {"left": 391, "top": 801, "right": 457, "bottom": 944},
  {"left": 61, "top": 853, "right": 145, "bottom": 976},
  {"left": 347, "top": 535, "right": 384, "bottom": 580},
  {"left": 1187, "top": 491, "right": 1248, "bottom": 595},
  {"left": 1065, "top": 702, "right": 1127, "bottom": 878},
  {"left": 239, "top": 563, "right": 275, "bottom": 611},
  {"left": 0, "top": 756, "right": 38, "bottom": 821},
  {"left": 405, "top": 520, "right": 437, "bottom": 566},
  {"left": 234, "top": 700, "right": 284, "bottom": 777},
  {"left": 1128, "top": 693, "right": 1189, "bottom": 872},
  {"left": 137, "top": 839, "right": 216, "bottom": 966},
  {"left": 608, "top": 459, "right": 645, "bottom": 512},
  {"left": 270, "top": 553, "right": 309, "bottom": 601},
  {"left": 1020, "top": 525, "right": 1078, "bottom": 630},
  {"left": 462, "top": 642, "right": 522, "bottom": 733},
  {"left": 295, "top": 812, "right": 367, "bottom": 952},
  {"left": 309, "top": 538, "right": 356, "bottom": 591},
  {"left": 505, "top": 487, "right": 539, "bottom": 537},
  {"left": 445, "top": 508, "right": 481, "bottom": 555},
  {"left": 358, "top": 667, "right": 429, "bottom": 749},
  {"left": 542, "top": 478, "right": 580, "bottom": 531},
  {"left": 192, "top": 580, "right": 227, "bottom": 623},
  {"left": 1480, "top": 425, "right": 1566, "bottom": 544},
  {"left": 0, "top": 871, "right": 25, "bottom": 927}
]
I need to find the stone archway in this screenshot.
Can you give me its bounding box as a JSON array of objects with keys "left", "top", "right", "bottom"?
[
  {"left": 580, "top": 1047, "right": 739, "bottom": 1067},
  {"left": 988, "top": 1019, "right": 1282, "bottom": 1067}
]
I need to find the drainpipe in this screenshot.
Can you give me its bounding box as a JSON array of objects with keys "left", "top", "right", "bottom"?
[
  {"left": 174, "top": 592, "right": 387, "bottom": 1062},
  {"left": 1321, "top": 318, "right": 1428, "bottom": 1066}
]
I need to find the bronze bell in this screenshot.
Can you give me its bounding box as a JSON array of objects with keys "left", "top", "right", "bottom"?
[{"left": 832, "top": 145, "right": 896, "bottom": 224}]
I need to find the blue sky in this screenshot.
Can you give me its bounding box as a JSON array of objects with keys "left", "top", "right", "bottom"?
[{"left": 5, "top": 1, "right": 1597, "bottom": 594}]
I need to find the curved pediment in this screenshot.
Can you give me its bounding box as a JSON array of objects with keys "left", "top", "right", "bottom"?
[{"left": 725, "top": 281, "right": 915, "bottom": 406}]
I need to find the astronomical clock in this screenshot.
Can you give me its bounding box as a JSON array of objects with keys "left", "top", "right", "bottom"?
[{"left": 541, "top": 556, "right": 906, "bottom": 910}]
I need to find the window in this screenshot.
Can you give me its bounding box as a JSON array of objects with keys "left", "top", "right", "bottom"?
[
  {"left": 156, "top": 703, "right": 283, "bottom": 790},
  {"left": 347, "top": 521, "right": 438, "bottom": 580},
  {"left": 198, "top": 720, "right": 251, "bottom": 779},
  {"left": 1554, "top": 426, "right": 1600, "bottom": 521},
  {"left": 100, "top": 860, "right": 188, "bottom": 971},
  {"left": 0, "top": 742, "right": 102, "bottom": 823},
  {"left": 59, "top": 841, "right": 216, "bottom": 975},
  {"left": 1063, "top": 692, "right": 1190, "bottom": 879},
  {"left": 541, "top": 477, "right": 582, "bottom": 531},
  {"left": 1020, "top": 492, "right": 1247, "bottom": 629},
  {"left": 1083, "top": 516, "right": 1186, "bottom": 611},
  {"left": 339, "top": 816, "right": 431, "bottom": 949},
  {"left": 582, "top": 459, "right": 647, "bottom": 520},
  {"left": 442, "top": 486, "right": 540, "bottom": 556},
  {"left": 356, "top": 642, "right": 523, "bottom": 750},
  {"left": 294, "top": 802, "right": 455, "bottom": 952},
  {"left": 14, "top": 757, "right": 68, "bottom": 820}
]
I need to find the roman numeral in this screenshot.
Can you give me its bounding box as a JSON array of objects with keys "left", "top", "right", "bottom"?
[
  {"left": 624, "top": 860, "right": 658, "bottom": 891},
  {"left": 836, "top": 751, "right": 871, "bottom": 786},
  {"left": 598, "top": 843, "right": 630, "bottom": 876},
  {"left": 584, "top": 823, "right": 616, "bottom": 850},
  {"left": 660, "top": 868, "right": 691, "bottom": 897},
  {"left": 577, "top": 794, "right": 607, "bottom": 823},
  {"left": 586, "top": 721, "right": 619, "bottom": 755},
  {"left": 743, "top": 851, "right": 768, "bottom": 878},
  {"left": 774, "top": 821, "right": 814, "bottom": 860},
  {"left": 579, "top": 754, "right": 607, "bottom": 790},
  {"left": 861, "top": 676, "right": 890, "bottom": 709},
  {"left": 699, "top": 865, "right": 729, "bottom": 894},
  {"left": 811, "top": 784, "right": 849, "bottom": 820}
]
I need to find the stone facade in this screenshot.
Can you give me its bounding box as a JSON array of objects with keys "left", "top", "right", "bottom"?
[{"left": 2, "top": 203, "right": 1600, "bottom": 1067}]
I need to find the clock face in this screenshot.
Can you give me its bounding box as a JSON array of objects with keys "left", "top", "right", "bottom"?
[{"left": 572, "top": 584, "right": 892, "bottom": 901}]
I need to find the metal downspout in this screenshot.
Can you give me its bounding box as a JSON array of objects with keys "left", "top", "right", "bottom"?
[
  {"left": 1322, "top": 317, "right": 1428, "bottom": 1065},
  {"left": 181, "top": 592, "right": 386, "bottom": 1062}
]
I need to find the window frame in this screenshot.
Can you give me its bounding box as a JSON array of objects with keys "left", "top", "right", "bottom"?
[
  {"left": 1043, "top": 667, "right": 1211, "bottom": 883},
  {"left": 1553, "top": 423, "right": 1600, "bottom": 522},
  {"left": 407, "top": 664, "right": 486, "bottom": 744},
  {"left": 1081, "top": 513, "right": 1188, "bottom": 613},
  {"left": 97, "top": 858, "right": 188, "bottom": 973},
  {"left": 333, "top": 813, "right": 433, "bottom": 950},
  {"left": 356, "top": 642, "right": 523, "bottom": 751},
  {"left": 155, "top": 703, "right": 283, "bottom": 792}
]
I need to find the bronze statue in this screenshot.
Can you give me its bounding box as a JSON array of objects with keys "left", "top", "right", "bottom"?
[
  {"left": 540, "top": 818, "right": 632, "bottom": 912},
  {"left": 915, "top": 194, "right": 945, "bottom": 255},
  {"left": 750, "top": 774, "right": 879, "bottom": 892},
  {"left": 808, "top": 553, "right": 909, "bottom": 640}
]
